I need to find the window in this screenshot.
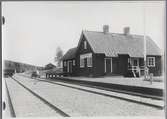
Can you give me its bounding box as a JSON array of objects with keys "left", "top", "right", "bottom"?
[
  {"left": 128, "top": 58, "right": 130, "bottom": 63},
  {"left": 84, "top": 41, "right": 87, "bottom": 49},
  {"left": 64, "top": 61, "right": 67, "bottom": 67},
  {"left": 67, "top": 61, "right": 69, "bottom": 72},
  {"left": 80, "top": 53, "right": 92, "bottom": 68},
  {"left": 80, "top": 58, "right": 84, "bottom": 68},
  {"left": 147, "top": 57, "right": 155, "bottom": 67},
  {"left": 73, "top": 60, "right": 75, "bottom": 66},
  {"left": 134, "top": 60, "right": 138, "bottom": 66},
  {"left": 128, "top": 58, "right": 131, "bottom": 67},
  {"left": 87, "top": 57, "right": 92, "bottom": 67}
]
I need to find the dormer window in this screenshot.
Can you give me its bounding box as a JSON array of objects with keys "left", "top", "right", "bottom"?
[{"left": 84, "top": 41, "right": 87, "bottom": 49}]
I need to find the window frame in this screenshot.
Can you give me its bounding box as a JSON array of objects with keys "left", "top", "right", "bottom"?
[
  {"left": 84, "top": 41, "right": 87, "bottom": 49},
  {"left": 73, "top": 60, "right": 75, "bottom": 66},
  {"left": 80, "top": 53, "right": 92, "bottom": 68},
  {"left": 147, "top": 57, "right": 155, "bottom": 67},
  {"left": 133, "top": 59, "right": 138, "bottom": 66},
  {"left": 64, "top": 61, "right": 67, "bottom": 67},
  {"left": 87, "top": 57, "right": 92, "bottom": 67},
  {"left": 80, "top": 58, "right": 84, "bottom": 68}
]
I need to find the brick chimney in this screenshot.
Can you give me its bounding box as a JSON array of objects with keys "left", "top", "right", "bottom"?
[
  {"left": 124, "top": 27, "right": 130, "bottom": 35},
  {"left": 103, "top": 25, "right": 109, "bottom": 34}
]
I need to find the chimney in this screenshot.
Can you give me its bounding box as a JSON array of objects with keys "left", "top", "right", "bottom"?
[
  {"left": 124, "top": 27, "right": 130, "bottom": 35},
  {"left": 103, "top": 25, "right": 109, "bottom": 34}
]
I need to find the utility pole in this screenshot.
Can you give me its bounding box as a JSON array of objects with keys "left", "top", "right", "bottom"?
[{"left": 143, "top": 5, "right": 147, "bottom": 80}]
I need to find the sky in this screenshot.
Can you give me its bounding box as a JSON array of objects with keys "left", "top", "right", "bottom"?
[{"left": 2, "top": 1, "right": 165, "bottom": 67}]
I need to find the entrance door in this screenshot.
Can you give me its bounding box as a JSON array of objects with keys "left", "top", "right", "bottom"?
[
  {"left": 67, "top": 61, "right": 73, "bottom": 73},
  {"left": 105, "top": 58, "right": 112, "bottom": 73},
  {"left": 131, "top": 58, "right": 139, "bottom": 67},
  {"left": 112, "top": 59, "right": 119, "bottom": 73}
]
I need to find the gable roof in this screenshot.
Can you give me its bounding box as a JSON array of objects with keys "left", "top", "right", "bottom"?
[
  {"left": 45, "top": 63, "right": 56, "bottom": 67},
  {"left": 44, "top": 63, "right": 56, "bottom": 70},
  {"left": 82, "top": 31, "right": 161, "bottom": 57},
  {"left": 62, "top": 47, "right": 77, "bottom": 60}
]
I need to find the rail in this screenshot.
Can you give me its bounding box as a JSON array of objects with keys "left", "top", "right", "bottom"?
[{"left": 10, "top": 77, "right": 70, "bottom": 117}]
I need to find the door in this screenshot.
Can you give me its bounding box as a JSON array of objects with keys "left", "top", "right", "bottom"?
[
  {"left": 131, "top": 58, "right": 139, "bottom": 67},
  {"left": 112, "top": 58, "right": 119, "bottom": 73},
  {"left": 67, "top": 61, "right": 73, "bottom": 73},
  {"left": 131, "top": 58, "right": 139, "bottom": 69},
  {"left": 105, "top": 58, "right": 112, "bottom": 73},
  {"left": 130, "top": 58, "right": 140, "bottom": 76}
]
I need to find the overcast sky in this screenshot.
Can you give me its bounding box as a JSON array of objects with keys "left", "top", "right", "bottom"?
[{"left": 2, "top": 1, "right": 165, "bottom": 67}]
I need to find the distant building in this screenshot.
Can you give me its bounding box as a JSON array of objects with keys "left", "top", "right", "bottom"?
[
  {"left": 62, "top": 26, "right": 162, "bottom": 77},
  {"left": 44, "top": 63, "right": 56, "bottom": 70},
  {"left": 4, "top": 60, "right": 39, "bottom": 73}
]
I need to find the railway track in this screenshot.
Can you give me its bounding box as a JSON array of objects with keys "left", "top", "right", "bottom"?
[
  {"left": 37, "top": 78, "right": 164, "bottom": 110},
  {"left": 7, "top": 74, "right": 164, "bottom": 116},
  {"left": 4, "top": 80, "right": 16, "bottom": 117},
  {"left": 5, "top": 77, "right": 70, "bottom": 117},
  {"left": 17, "top": 74, "right": 164, "bottom": 110}
]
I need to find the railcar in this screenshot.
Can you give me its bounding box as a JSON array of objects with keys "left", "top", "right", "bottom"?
[{"left": 4, "top": 69, "right": 15, "bottom": 77}]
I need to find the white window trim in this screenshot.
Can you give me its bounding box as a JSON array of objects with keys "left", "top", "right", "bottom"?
[
  {"left": 147, "top": 57, "right": 155, "bottom": 67},
  {"left": 111, "top": 58, "right": 112, "bottom": 72},
  {"left": 84, "top": 41, "right": 87, "bottom": 49},
  {"left": 73, "top": 60, "right": 75, "bottom": 66},
  {"left": 87, "top": 57, "right": 92, "bottom": 67},
  {"left": 80, "top": 58, "right": 84, "bottom": 68},
  {"left": 80, "top": 53, "right": 92, "bottom": 68},
  {"left": 80, "top": 53, "right": 92, "bottom": 58},
  {"left": 104, "top": 59, "right": 106, "bottom": 73},
  {"left": 67, "top": 61, "right": 69, "bottom": 72}
]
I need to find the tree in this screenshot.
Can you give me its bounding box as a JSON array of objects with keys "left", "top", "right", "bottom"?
[{"left": 54, "top": 47, "right": 63, "bottom": 67}]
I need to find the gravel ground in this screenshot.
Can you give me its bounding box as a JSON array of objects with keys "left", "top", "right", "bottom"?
[
  {"left": 5, "top": 77, "right": 62, "bottom": 117},
  {"left": 13, "top": 74, "right": 164, "bottom": 117}
]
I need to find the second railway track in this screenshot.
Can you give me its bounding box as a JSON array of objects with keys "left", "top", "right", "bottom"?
[{"left": 5, "top": 77, "right": 70, "bottom": 117}]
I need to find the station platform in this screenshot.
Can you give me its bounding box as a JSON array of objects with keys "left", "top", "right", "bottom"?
[
  {"left": 57, "top": 76, "right": 164, "bottom": 89},
  {"left": 49, "top": 76, "right": 164, "bottom": 99},
  {"left": 21, "top": 73, "right": 165, "bottom": 99}
]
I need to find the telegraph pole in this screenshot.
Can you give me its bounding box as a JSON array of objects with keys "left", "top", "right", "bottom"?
[{"left": 143, "top": 5, "right": 147, "bottom": 80}]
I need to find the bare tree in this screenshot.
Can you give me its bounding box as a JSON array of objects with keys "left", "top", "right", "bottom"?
[{"left": 54, "top": 47, "right": 63, "bottom": 67}]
